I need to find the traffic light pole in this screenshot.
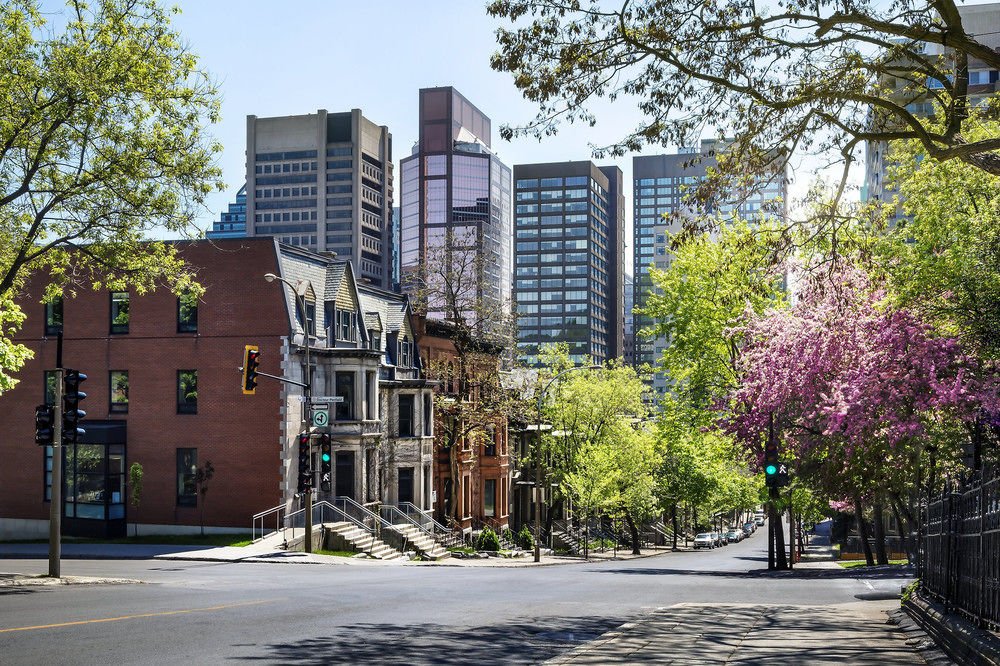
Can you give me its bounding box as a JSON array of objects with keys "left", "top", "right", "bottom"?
[
  {"left": 49, "top": 368, "right": 63, "bottom": 578},
  {"left": 300, "top": 291, "right": 313, "bottom": 555}
]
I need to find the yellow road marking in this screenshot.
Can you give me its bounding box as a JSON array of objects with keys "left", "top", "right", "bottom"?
[{"left": 0, "top": 598, "right": 284, "bottom": 633}]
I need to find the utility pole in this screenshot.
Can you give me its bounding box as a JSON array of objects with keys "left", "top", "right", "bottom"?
[{"left": 49, "top": 367, "right": 63, "bottom": 578}]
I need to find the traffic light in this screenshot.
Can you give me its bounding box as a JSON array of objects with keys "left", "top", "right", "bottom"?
[
  {"left": 62, "top": 369, "right": 87, "bottom": 445},
  {"left": 319, "top": 433, "right": 332, "bottom": 492},
  {"left": 242, "top": 345, "right": 260, "bottom": 395},
  {"left": 297, "top": 433, "right": 312, "bottom": 493},
  {"left": 35, "top": 404, "right": 54, "bottom": 445},
  {"left": 765, "top": 461, "right": 790, "bottom": 487}
]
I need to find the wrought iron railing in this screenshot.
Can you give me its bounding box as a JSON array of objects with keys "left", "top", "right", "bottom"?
[
  {"left": 920, "top": 469, "right": 1000, "bottom": 630},
  {"left": 396, "top": 502, "right": 464, "bottom": 548}
]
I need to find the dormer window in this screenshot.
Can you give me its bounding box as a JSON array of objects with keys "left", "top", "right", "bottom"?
[
  {"left": 336, "top": 309, "right": 357, "bottom": 342},
  {"left": 398, "top": 338, "right": 413, "bottom": 368},
  {"left": 368, "top": 329, "right": 380, "bottom": 350},
  {"left": 296, "top": 298, "right": 316, "bottom": 336}
]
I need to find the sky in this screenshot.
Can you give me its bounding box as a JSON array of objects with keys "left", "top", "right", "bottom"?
[{"left": 158, "top": 1, "right": 666, "bottom": 272}]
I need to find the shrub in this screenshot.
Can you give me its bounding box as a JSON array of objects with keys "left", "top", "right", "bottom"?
[
  {"left": 516, "top": 525, "right": 534, "bottom": 550},
  {"left": 476, "top": 527, "right": 501, "bottom": 551}
]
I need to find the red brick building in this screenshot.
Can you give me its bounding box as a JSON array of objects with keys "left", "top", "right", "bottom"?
[
  {"left": 412, "top": 316, "right": 511, "bottom": 533},
  {"left": 0, "top": 238, "right": 288, "bottom": 538}
]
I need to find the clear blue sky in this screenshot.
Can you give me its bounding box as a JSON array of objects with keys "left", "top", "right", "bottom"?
[{"left": 166, "top": 0, "right": 657, "bottom": 270}]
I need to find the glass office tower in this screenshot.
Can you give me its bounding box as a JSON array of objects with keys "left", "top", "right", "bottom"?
[
  {"left": 400, "top": 88, "right": 512, "bottom": 321},
  {"left": 632, "top": 140, "right": 786, "bottom": 396},
  {"left": 206, "top": 185, "right": 247, "bottom": 239},
  {"left": 512, "top": 161, "right": 625, "bottom": 366}
]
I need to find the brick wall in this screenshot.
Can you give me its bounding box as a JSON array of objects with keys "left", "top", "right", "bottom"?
[{"left": 0, "top": 238, "right": 291, "bottom": 530}]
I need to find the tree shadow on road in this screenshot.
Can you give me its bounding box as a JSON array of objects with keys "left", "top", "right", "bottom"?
[
  {"left": 232, "top": 614, "right": 631, "bottom": 665},
  {"left": 590, "top": 565, "right": 914, "bottom": 580}
]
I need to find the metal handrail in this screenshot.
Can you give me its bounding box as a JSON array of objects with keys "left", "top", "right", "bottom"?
[
  {"left": 331, "top": 496, "right": 395, "bottom": 532},
  {"left": 396, "top": 502, "right": 465, "bottom": 547},
  {"left": 379, "top": 504, "right": 434, "bottom": 536},
  {"left": 252, "top": 503, "right": 287, "bottom": 543},
  {"left": 396, "top": 502, "right": 451, "bottom": 534}
]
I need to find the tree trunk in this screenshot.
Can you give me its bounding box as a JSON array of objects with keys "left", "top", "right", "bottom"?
[
  {"left": 889, "top": 497, "right": 915, "bottom": 564},
  {"left": 671, "top": 504, "right": 680, "bottom": 551},
  {"left": 854, "top": 496, "right": 875, "bottom": 566},
  {"left": 625, "top": 511, "right": 641, "bottom": 555},
  {"left": 872, "top": 501, "right": 889, "bottom": 565}
]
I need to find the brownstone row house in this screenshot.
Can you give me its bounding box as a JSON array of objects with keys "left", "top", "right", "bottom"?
[
  {"left": 0, "top": 239, "right": 433, "bottom": 539},
  {"left": 412, "top": 315, "right": 512, "bottom": 535}
]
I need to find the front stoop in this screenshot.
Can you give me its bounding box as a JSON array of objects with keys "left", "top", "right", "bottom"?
[
  {"left": 323, "top": 522, "right": 405, "bottom": 560},
  {"left": 393, "top": 524, "right": 451, "bottom": 560}
]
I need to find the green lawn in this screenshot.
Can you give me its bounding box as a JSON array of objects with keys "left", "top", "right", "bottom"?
[
  {"left": 837, "top": 559, "right": 909, "bottom": 568},
  {"left": 1, "top": 534, "right": 253, "bottom": 547},
  {"left": 314, "top": 549, "right": 359, "bottom": 557}
]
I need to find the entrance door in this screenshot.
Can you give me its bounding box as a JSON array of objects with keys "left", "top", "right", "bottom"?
[
  {"left": 335, "top": 451, "right": 354, "bottom": 498},
  {"left": 398, "top": 467, "right": 414, "bottom": 505}
]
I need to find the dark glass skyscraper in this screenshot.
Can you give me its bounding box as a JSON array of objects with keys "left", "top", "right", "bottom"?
[
  {"left": 399, "top": 88, "right": 512, "bottom": 320},
  {"left": 512, "top": 161, "right": 624, "bottom": 366}
]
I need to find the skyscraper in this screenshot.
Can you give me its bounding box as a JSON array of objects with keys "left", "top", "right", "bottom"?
[
  {"left": 623, "top": 271, "right": 634, "bottom": 366},
  {"left": 512, "top": 161, "right": 624, "bottom": 366},
  {"left": 242, "top": 109, "right": 394, "bottom": 289},
  {"left": 206, "top": 185, "right": 247, "bottom": 239},
  {"left": 633, "top": 140, "right": 786, "bottom": 395},
  {"left": 399, "top": 87, "right": 512, "bottom": 321}
]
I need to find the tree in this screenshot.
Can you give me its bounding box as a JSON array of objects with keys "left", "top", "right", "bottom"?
[
  {"left": 489, "top": 0, "right": 1000, "bottom": 177},
  {"left": 194, "top": 460, "right": 214, "bottom": 537},
  {"left": 407, "top": 230, "right": 522, "bottom": 524},
  {"left": 872, "top": 120, "right": 1000, "bottom": 359},
  {"left": 128, "top": 462, "right": 143, "bottom": 538},
  {"left": 0, "top": 0, "right": 222, "bottom": 391}
]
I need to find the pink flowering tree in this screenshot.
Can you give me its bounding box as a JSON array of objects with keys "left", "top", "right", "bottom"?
[{"left": 720, "top": 267, "right": 999, "bottom": 563}]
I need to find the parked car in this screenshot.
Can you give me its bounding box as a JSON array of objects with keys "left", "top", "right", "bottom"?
[
  {"left": 694, "top": 533, "right": 715, "bottom": 549},
  {"left": 744, "top": 521, "right": 757, "bottom": 532},
  {"left": 718, "top": 532, "right": 729, "bottom": 545},
  {"left": 726, "top": 529, "right": 743, "bottom": 543},
  {"left": 741, "top": 524, "right": 754, "bottom": 537},
  {"left": 755, "top": 516, "right": 765, "bottom": 527}
]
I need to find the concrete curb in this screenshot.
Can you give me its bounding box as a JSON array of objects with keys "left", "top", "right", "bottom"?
[
  {"left": 903, "top": 592, "right": 1000, "bottom": 666},
  {"left": 541, "top": 607, "right": 662, "bottom": 664}
]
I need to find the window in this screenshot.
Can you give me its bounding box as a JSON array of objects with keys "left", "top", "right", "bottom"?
[
  {"left": 399, "top": 338, "right": 413, "bottom": 367},
  {"left": 296, "top": 300, "right": 316, "bottom": 335},
  {"left": 335, "top": 371, "right": 354, "bottom": 421},
  {"left": 337, "top": 309, "right": 357, "bottom": 341},
  {"left": 177, "top": 293, "right": 198, "bottom": 333},
  {"left": 109, "top": 371, "right": 129, "bottom": 413},
  {"left": 398, "top": 394, "right": 414, "bottom": 437},
  {"left": 177, "top": 370, "right": 197, "bottom": 414},
  {"left": 484, "top": 478, "right": 496, "bottom": 517},
  {"left": 368, "top": 329, "right": 380, "bottom": 350},
  {"left": 110, "top": 292, "right": 129, "bottom": 334},
  {"left": 176, "top": 448, "right": 197, "bottom": 506},
  {"left": 484, "top": 426, "right": 497, "bottom": 456},
  {"left": 44, "top": 370, "right": 58, "bottom": 405},
  {"left": 45, "top": 296, "right": 63, "bottom": 335},
  {"left": 423, "top": 393, "right": 432, "bottom": 436}
]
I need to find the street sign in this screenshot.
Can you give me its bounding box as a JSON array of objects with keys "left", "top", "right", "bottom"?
[
  {"left": 311, "top": 406, "right": 329, "bottom": 427},
  {"left": 300, "top": 395, "right": 345, "bottom": 403}
]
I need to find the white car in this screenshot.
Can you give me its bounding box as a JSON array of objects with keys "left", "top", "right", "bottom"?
[{"left": 694, "top": 533, "right": 715, "bottom": 549}]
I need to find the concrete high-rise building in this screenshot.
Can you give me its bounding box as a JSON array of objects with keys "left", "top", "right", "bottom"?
[
  {"left": 243, "top": 109, "right": 394, "bottom": 289},
  {"left": 633, "top": 140, "right": 786, "bottom": 396},
  {"left": 512, "top": 161, "right": 624, "bottom": 366},
  {"left": 399, "top": 87, "right": 512, "bottom": 321}
]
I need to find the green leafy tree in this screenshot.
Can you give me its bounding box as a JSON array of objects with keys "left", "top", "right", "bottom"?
[
  {"left": 488, "top": 0, "right": 1000, "bottom": 176},
  {"left": 128, "top": 462, "right": 143, "bottom": 537},
  {"left": 0, "top": 0, "right": 222, "bottom": 391}
]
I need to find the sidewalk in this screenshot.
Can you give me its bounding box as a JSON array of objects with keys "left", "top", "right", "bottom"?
[
  {"left": 545, "top": 600, "right": 938, "bottom": 665},
  {"left": 0, "top": 542, "right": 676, "bottom": 567}
]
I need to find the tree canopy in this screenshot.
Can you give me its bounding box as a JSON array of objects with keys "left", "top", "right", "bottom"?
[{"left": 0, "top": 0, "right": 222, "bottom": 390}]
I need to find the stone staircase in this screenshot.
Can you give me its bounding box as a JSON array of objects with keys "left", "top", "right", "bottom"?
[
  {"left": 324, "top": 521, "right": 404, "bottom": 560},
  {"left": 393, "top": 524, "right": 451, "bottom": 560},
  {"left": 552, "top": 521, "right": 584, "bottom": 555}
]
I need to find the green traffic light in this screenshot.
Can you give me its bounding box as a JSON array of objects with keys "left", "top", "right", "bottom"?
[
  {"left": 322, "top": 453, "right": 331, "bottom": 462},
  {"left": 765, "top": 464, "right": 777, "bottom": 475}
]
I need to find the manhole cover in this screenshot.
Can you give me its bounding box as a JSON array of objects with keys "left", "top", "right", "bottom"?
[{"left": 534, "top": 632, "right": 600, "bottom": 643}]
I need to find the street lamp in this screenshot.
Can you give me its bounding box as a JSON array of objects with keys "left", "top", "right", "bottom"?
[
  {"left": 264, "top": 272, "right": 314, "bottom": 552},
  {"left": 534, "top": 364, "right": 601, "bottom": 562}
]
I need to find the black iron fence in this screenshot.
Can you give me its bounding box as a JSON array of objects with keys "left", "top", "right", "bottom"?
[{"left": 920, "top": 468, "right": 1000, "bottom": 630}]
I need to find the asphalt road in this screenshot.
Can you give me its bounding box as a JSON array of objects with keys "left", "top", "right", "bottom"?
[{"left": 0, "top": 531, "right": 913, "bottom": 665}]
